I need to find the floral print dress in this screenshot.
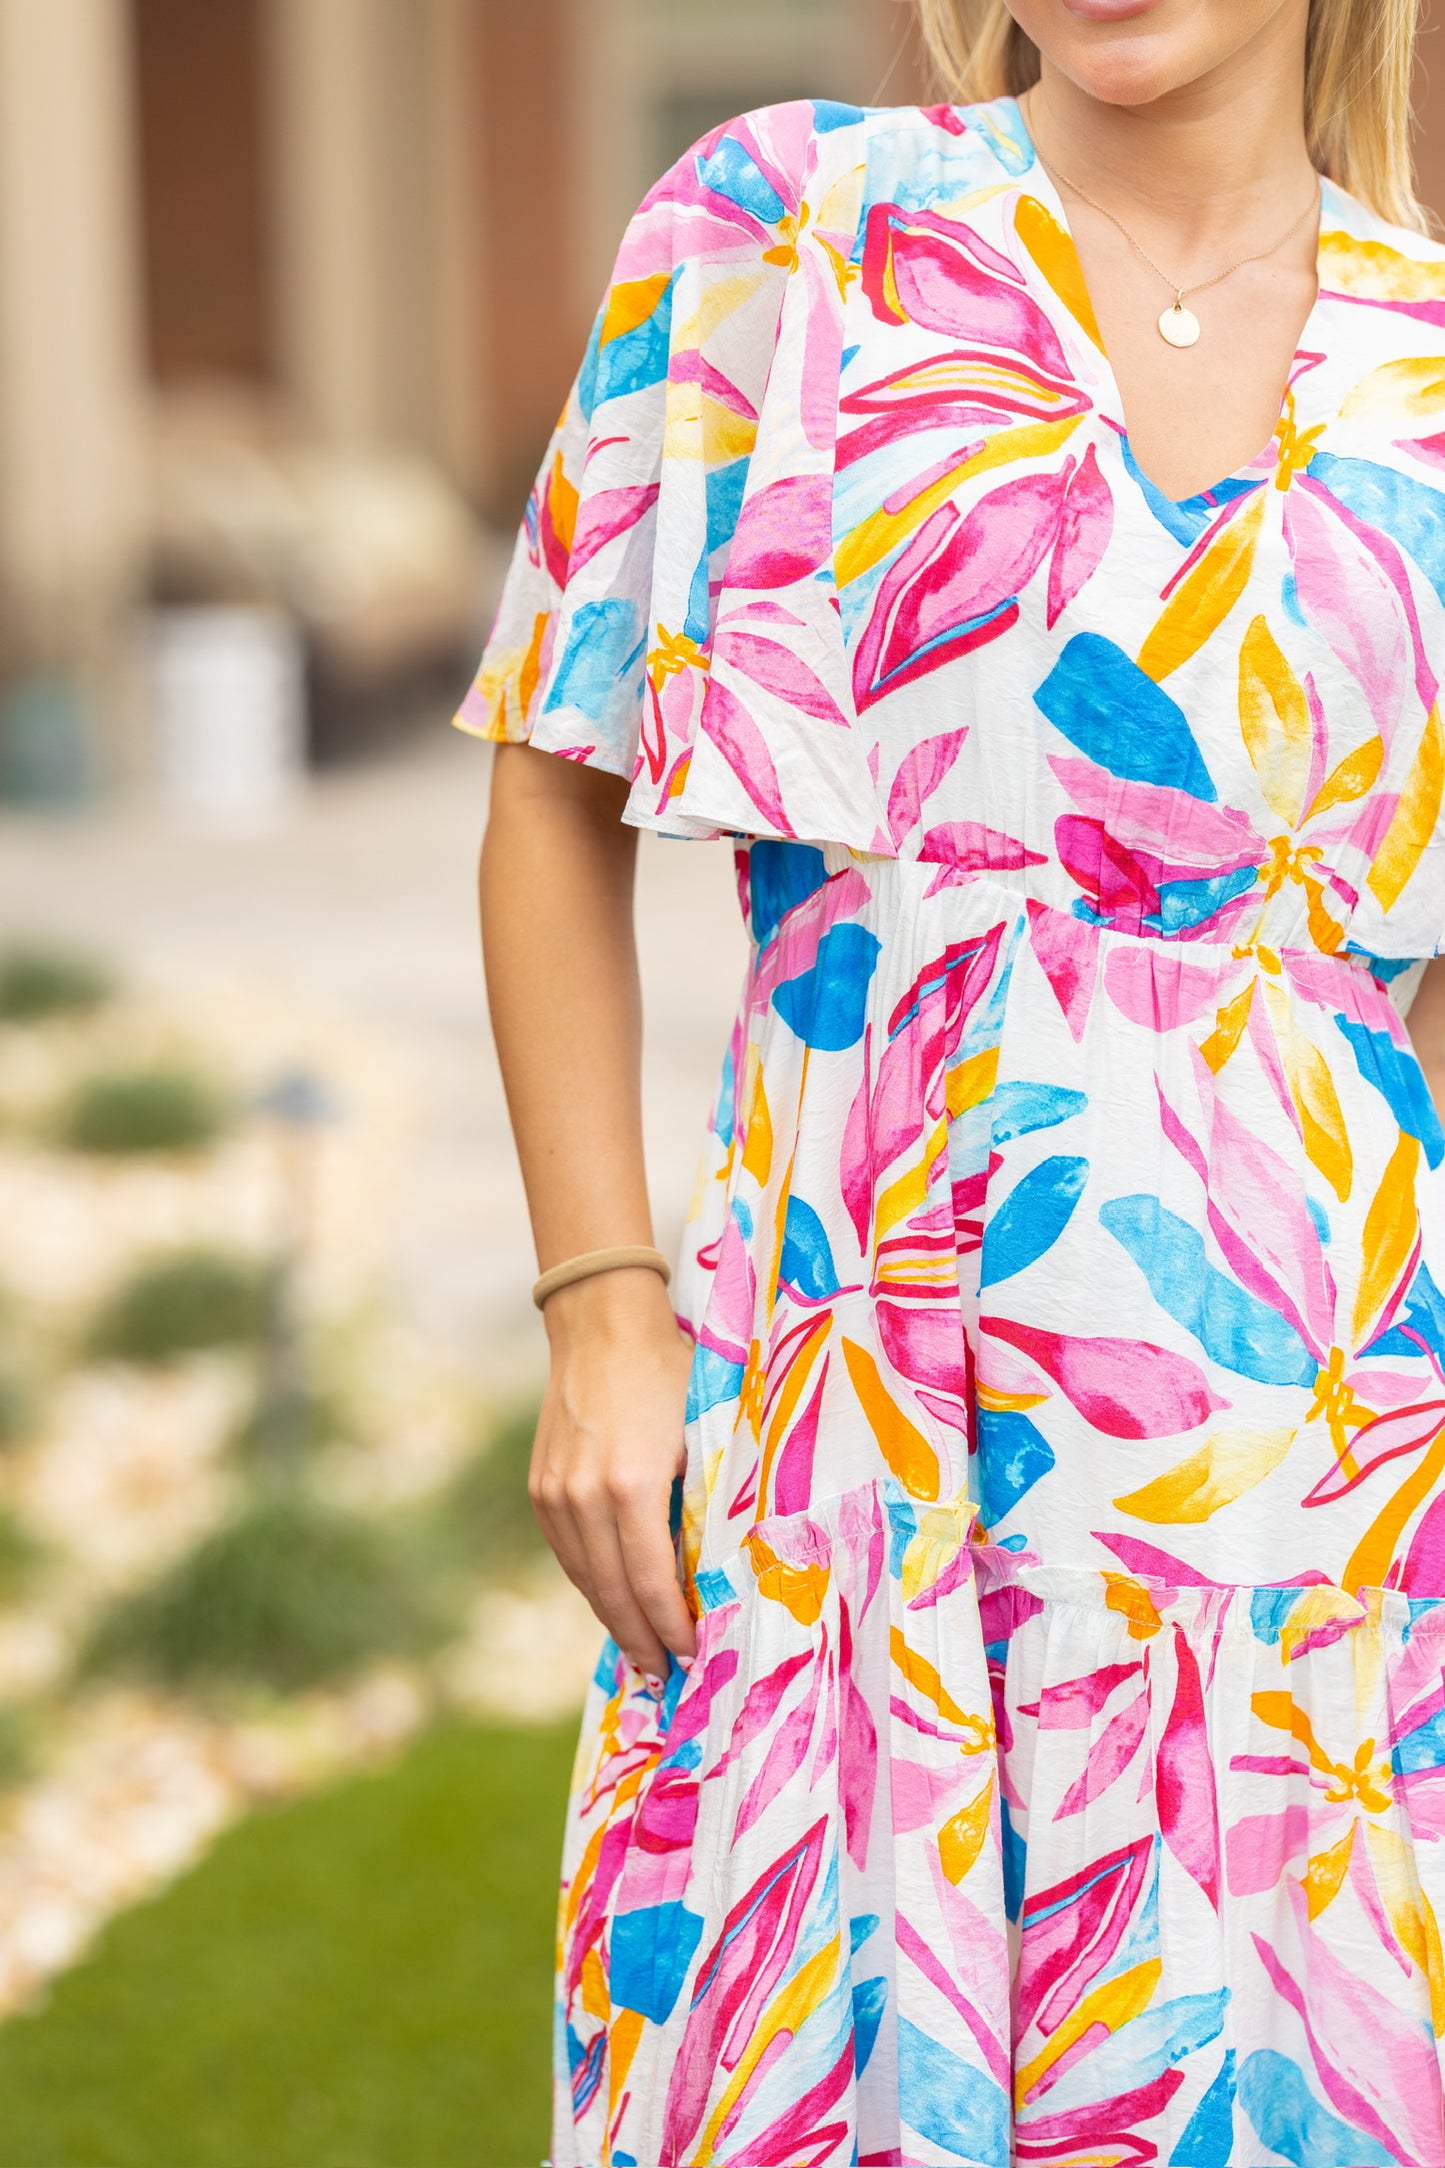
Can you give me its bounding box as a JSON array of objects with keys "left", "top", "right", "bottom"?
[{"left": 457, "top": 95, "right": 1445, "bottom": 2168}]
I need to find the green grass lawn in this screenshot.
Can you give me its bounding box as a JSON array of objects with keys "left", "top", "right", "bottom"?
[{"left": 0, "top": 1721, "right": 577, "bottom": 2168}]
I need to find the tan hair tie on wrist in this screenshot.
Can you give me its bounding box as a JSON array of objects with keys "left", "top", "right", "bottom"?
[{"left": 531, "top": 1244, "right": 672, "bottom": 1310}]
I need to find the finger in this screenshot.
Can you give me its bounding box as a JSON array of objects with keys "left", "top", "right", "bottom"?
[
  {"left": 575, "top": 1503, "right": 672, "bottom": 1678},
  {"left": 529, "top": 1460, "right": 601, "bottom": 1610},
  {"left": 613, "top": 1481, "right": 697, "bottom": 1662},
  {"left": 534, "top": 1441, "right": 667, "bottom": 1674},
  {"left": 537, "top": 1496, "right": 598, "bottom": 1606},
  {"left": 542, "top": 1487, "right": 665, "bottom": 1679}
]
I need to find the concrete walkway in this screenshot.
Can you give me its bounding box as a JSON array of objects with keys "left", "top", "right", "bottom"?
[{"left": 0, "top": 723, "right": 748, "bottom": 1392}]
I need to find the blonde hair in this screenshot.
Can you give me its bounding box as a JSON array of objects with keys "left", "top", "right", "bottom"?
[{"left": 914, "top": 0, "right": 1427, "bottom": 233}]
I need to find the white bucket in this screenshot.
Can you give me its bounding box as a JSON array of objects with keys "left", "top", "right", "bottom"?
[{"left": 149, "top": 606, "right": 306, "bottom": 829}]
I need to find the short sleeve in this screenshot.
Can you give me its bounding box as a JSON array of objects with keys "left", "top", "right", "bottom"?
[
  {"left": 453, "top": 100, "right": 890, "bottom": 851},
  {"left": 451, "top": 256, "right": 668, "bottom": 780}
]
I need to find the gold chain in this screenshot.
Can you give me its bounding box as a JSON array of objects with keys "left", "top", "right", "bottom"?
[{"left": 1023, "top": 92, "right": 1320, "bottom": 316}]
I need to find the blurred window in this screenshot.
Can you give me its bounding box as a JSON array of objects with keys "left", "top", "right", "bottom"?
[{"left": 132, "top": 0, "right": 274, "bottom": 385}]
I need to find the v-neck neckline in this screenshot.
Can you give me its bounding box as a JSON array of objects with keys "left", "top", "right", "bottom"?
[{"left": 1000, "top": 93, "right": 1327, "bottom": 512}]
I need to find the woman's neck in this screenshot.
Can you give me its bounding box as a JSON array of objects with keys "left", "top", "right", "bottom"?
[{"left": 1023, "top": 17, "right": 1317, "bottom": 257}]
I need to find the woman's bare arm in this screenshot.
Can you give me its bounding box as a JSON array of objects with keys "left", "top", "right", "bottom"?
[
  {"left": 480, "top": 740, "right": 697, "bottom": 1679},
  {"left": 1408, "top": 956, "right": 1445, "bottom": 1121}
]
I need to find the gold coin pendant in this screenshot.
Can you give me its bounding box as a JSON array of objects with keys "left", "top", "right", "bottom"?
[{"left": 1158, "top": 302, "right": 1201, "bottom": 348}]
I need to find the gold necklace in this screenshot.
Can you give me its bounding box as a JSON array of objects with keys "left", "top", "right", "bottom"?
[{"left": 1024, "top": 100, "right": 1321, "bottom": 349}]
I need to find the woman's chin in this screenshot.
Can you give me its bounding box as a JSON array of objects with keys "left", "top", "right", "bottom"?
[
  {"left": 1032, "top": 9, "right": 1208, "bottom": 111},
  {"left": 1020, "top": 0, "right": 1303, "bottom": 107},
  {"left": 1049, "top": 38, "right": 1188, "bottom": 109},
  {"left": 1070, "top": 52, "right": 1190, "bottom": 107}
]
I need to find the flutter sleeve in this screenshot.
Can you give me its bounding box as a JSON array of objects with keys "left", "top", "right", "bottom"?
[{"left": 453, "top": 100, "right": 888, "bottom": 849}]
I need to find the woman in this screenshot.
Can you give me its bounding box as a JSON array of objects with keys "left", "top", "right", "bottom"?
[{"left": 464, "top": 0, "right": 1445, "bottom": 2159}]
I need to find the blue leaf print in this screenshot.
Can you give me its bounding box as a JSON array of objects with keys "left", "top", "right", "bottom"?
[
  {"left": 980, "top": 1156, "right": 1088, "bottom": 1285},
  {"left": 1170, "top": 2050, "right": 1236, "bottom": 2168},
  {"left": 749, "top": 840, "right": 831, "bottom": 945},
  {"left": 779, "top": 1195, "right": 841, "bottom": 1298},
  {"left": 1236, "top": 2049, "right": 1393, "bottom": 2167},
  {"left": 853, "top": 1975, "right": 887, "bottom": 2076},
  {"left": 1347, "top": 947, "right": 1418, "bottom": 985},
  {"left": 694, "top": 135, "right": 787, "bottom": 224},
  {"left": 542, "top": 598, "right": 646, "bottom": 722},
  {"left": 1153, "top": 864, "right": 1259, "bottom": 934},
  {"left": 1305, "top": 1194, "right": 1332, "bottom": 1247},
  {"left": 849, "top": 1912, "right": 881, "bottom": 1954},
  {"left": 988, "top": 1080, "right": 1088, "bottom": 1142},
  {"left": 1367, "top": 1260, "right": 1445, "bottom": 1362},
  {"left": 686, "top": 1346, "right": 746, "bottom": 1421},
  {"left": 976, "top": 1408, "right": 1056, "bottom": 1524},
  {"left": 609, "top": 1901, "right": 705, "bottom": 2026},
  {"left": 1035, "top": 633, "right": 1218, "bottom": 800},
  {"left": 1309, "top": 453, "right": 1445, "bottom": 606},
  {"left": 1000, "top": 1797, "right": 1025, "bottom": 1922},
  {"left": 1100, "top": 1194, "right": 1318, "bottom": 1386},
  {"left": 1251, "top": 1586, "right": 1307, "bottom": 1645},
  {"left": 813, "top": 99, "right": 869, "bottom": 133},
  {"left": 886, "top": 1495, "right": 921, "bottom": 1581},
  {"left": 705, "top": 455, "right": 751, "bottom": 554},
  {"left": 584, "top": 272, "right": 676, "bottom": 413},
  {"left": 686, "top": 457, "right": 754, "bottom": 639},
  {"left": 712, "top": 1037, "right": 737, "bottom": 1148},
  {"left": 772, "top": 922, "right": 882, "bottom": 1049},
  {"left": 1333, "top": 1011, "right": 1445, "bottom": 1168},
  {"left": 896, "top": 2016, "right": 1011, "bottom": 2167},
  {"left": 1038, "top": 1992, "right": 1227, "bottom": 2113}
]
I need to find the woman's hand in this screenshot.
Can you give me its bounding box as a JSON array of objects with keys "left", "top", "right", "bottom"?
[{"left": 530, "top": 1266, "right": 698, "bottom": 1681}]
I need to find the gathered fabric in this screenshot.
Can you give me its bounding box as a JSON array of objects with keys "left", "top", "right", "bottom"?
[{"left": 459, "top": 94, "right": 1445, "bottom": 2168}]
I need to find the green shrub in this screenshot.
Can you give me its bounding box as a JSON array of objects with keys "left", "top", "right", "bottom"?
[
  {"left": 0, "top": 1366, "right": 32, "bottom": 1448},
  {"left": 60, "top": 1068, "right": 228, "bottom": 1156},
  {"left": 89, "top": 1249, "right": 272, "bottom": 1364},
  {"left": 0, "top": 1507, "right": 46, "bottom": 1601},
  {"left": 0, "top": 944, "right": 111, "bottom": 1022},
  {"left": 422, "top": 1401, "right": 545, "bottom": 1580},
  {"left": 230, "top": 1384, "right": 341, "bottom": 1476},
  {"left": 0, "top": 1705, "right": 34, "bottom": 1791},
  {"left": 84, "top": 1491, "right": 449, "bottom": 1694}
]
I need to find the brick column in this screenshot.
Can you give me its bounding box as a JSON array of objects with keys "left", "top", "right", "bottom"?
[
  {"left": 471, "top": 0, "right": 586, "bottom": 522},
  {"left": 0, "top": 0, "right": 147, "bottom": 776}
]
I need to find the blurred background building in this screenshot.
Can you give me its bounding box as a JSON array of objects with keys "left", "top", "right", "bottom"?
[{"left": 0, "top": 0, "right": 925, "bottom": 807}]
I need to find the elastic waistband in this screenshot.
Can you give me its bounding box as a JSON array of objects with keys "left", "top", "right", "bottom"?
[{"left": 810, "top": 845, "right": 1395, "bottom": 980}]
